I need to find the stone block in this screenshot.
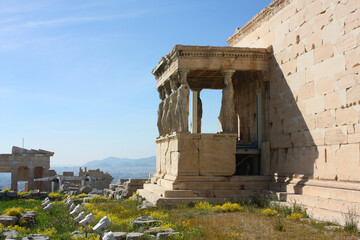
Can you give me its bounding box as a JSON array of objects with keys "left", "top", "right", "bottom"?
[
  {"left": 355, "top": 123, "right": 360, "bottom": 132},
  {"left": 290, "top": 9, "right": 305, "bottom": 31},
  {"left": 314, "top": 43, "right": 334, "bottom": 64},
  {"left": 290, "top": 42, "right": 305, "bottom": 59},
  {"left": 322, "top": 21, "right": 342, "bottom": 44},
  {"left": 270, "top": 134, "right": 292, "bottom": 149},
  {"left": 288, "top": 70, "right": 306, "bottom": 91},
  {"left": 305, "top": 31, "right": 323, "bottom": 52},
  {"left": 298, "top": 82, "right": 315, "bottom": 101},
  {"left": 344, "top": 12, "right": 360, "bottom": 33},
  {"left": 198, "top": 134, "right": 236, "bottom": 176},
  {"left": 346, "top": 85, "right": 360, "bottom": 104},
  {"left": 336, "top": 33, "right": 357, "bottom": 53},
  {"left": 347, "top": 125, "right": 355, "bottom": 134},
  {"left": 345, "top": 46, "right": 360, "bottom": 69},
  {"left": 336, "top": 143, "right": 360, "bottom": 181},
  {"left": 297, "top": 51, "right": 314, "bottom": 72},
  {"left": 126, "top": 232, "right": 144, "bottom": 240},
  {"left": 283, "top": 31, "right": 296, "bottom": 48},
  {"left": 280, "top": 59, "right": 297, "bottom": 76},
  {"left": 334, "top": 0, "right": 357, "bottom": 20},
  {"left": 0, "top": 215, "right": 18, "bottom": 226},
  {"left": 282, "top": 4, "right": 297, "bottom": 21},
  {"left": 316, "top": 110, "right": 335, "bottom": 128},
  {"left": 325, "top": 127, "right": 347, "bottom": 145},
  {"left": 325, "top": 92, "right": 343, "bottom": 110},
  {"left": 306, "top": 96, "right": 325, "bottom": 115},
  {"left": 310, "top": 55, "right": 346, "bottom": 81},
  {"left": 310, "top": 129, "right": 325, "bottom": 145},
  {"left": 335, "top": 107, "right": 359, "bottom": 125},
  {"left": 348, "top": 132, "right": 360, "bottom": 143},
  {"left": 291, "top": 131, "right": 314, "bottom": 147},
  {"left": 297, "top": 0, "right": 306, "bottom": 11},
  {"left": 337, "top": 73, "right": 358, "bottom": 90},
  {"left": 316, "top": 77, "right": 334, "bottom": 95},
  {"left": 314, "top": 8, "right": 333, "bottom": 31},
  {"left": 299, "top": 21, "right": 313, "bottom": 39},
  {"left": 305, "top": 0, "right": 323, "bottom": 21}
]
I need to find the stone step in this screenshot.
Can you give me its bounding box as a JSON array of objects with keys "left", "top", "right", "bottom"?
[
  {"left": 143, "top": 183, "right": 197, "bottom": 197},
  {"left": 229, "top": 175, "right": 273, "bottom": 182},
  {"left": 270, "top": 182, "right": 360, "bottom": 202},
  {"left": 274, "top": 178, "right": 360, "bottom": 191},
  {"left": 193, "top": 189, "right": 270, "bottom": 198},
  {"left": 277, "top": 192, "right": 360, "bottom": 214},
  {"left": 174, "top": 181, "right": 269, "bottom": 190},
  {"left": 273, "top": 200, "right": 360, "bottom": 227}
]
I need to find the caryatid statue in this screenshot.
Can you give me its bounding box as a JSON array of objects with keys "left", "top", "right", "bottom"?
[
  {"left": 175, "top": 69, "right": 190, "bottom": 132},
  {"left": 219, "top": 70, "right": 236, "bottom": 133},
  {"left": 167, "top": 75, "right": 180, "bottom": 133},
  {"left": 161, "top": 81, "right": 172, "bottom": 135},
  {"left": 157, "top": 86, "right": 166, "bottom": 136}
]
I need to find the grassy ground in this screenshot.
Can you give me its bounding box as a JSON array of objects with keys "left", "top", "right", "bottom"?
[{"left": 0, "top": 196, "right": 359, "bottom": 239}]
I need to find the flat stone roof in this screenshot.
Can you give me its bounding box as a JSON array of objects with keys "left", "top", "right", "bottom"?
[{"left": 152, "top": 45, "right": 270, "bottom": 89}]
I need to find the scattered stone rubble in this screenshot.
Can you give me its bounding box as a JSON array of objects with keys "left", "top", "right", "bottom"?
[
  {"left": 0, "top": 191, "right": 48, "bottom": 201},
  {"left": 0, "top": 211, "right": 37, "bottom": 227},
  {"left": 105, "top": 179, "right": 147, "bottom": 200}
]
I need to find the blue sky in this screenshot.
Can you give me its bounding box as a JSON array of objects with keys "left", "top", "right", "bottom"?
[{"left": 0, "top": 0, "right": 272, "bottom": 166}]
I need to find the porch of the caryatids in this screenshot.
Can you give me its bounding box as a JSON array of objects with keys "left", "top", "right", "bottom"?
[
  {"left": 219, "top": 69, "right": 236, "bottom": 133},
  {"left": 175, "top": 68, "right": 190, "bottom": 132}
]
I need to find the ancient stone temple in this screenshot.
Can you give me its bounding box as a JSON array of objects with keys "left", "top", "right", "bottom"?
[
  {"left": 0, "top": 146, "right": 54, "bottom": 192},
  {"left": 139, "top": 0, "right": 360, "bottom": 225}
]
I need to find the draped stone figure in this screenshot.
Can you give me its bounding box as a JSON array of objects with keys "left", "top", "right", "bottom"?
[
  {"left": 219, "top": 70, "right": 236, "bottom": 133},
  {"left": 162, "top": 82, "right": 172, "bottom": 135},
  {"left": 175, "top": 69, "right": 190, "bottom": 132},
  {"left": 157, "top": 87, "right": 166, "bottom": 136},
  {"left": 167, "top": 76, "right": 180, "bottom": 133}
]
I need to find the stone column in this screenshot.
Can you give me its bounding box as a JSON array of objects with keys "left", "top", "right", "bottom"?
[
  {"left": 157, "top": 86, "right": 165, "bottom": 136},
  {"left": 192, "top": 90, "right": 202, "bottom": 133},
  {"left": 175, "top": 68, "right": 190, "bottom": 132},
  {"left": 28, "top": 167, "right": 35, "bottom": 191},
  {"left": 42, "top": 167, "right": 50, "bottom": 192},
  {"left": 11, "top": 168, "right": 18, "bottom": 192},
  {"left": 219, "top": 70, "right": 236, "bottom": 133}
]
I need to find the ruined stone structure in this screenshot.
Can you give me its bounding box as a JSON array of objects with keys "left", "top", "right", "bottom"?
[
  {"left": 139, "top": 0, "right": 360, "bottom": 226},
  {"left": 78, "top": 167, "right": 113, "bottom": 190},
  {"left": 0, "top": 146, "right": 53, "bottom": 192},
  {"left": 36, "top": 167, "right": 113, "bottom": 192}
]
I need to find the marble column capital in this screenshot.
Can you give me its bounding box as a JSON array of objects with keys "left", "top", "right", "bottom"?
[{"left": 177, "top": 68, "right": 190, "bottom": 84}]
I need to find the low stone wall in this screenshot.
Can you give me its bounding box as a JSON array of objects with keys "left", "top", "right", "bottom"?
[{"left": 0, "top": 191, "right": 48, "bottom": 201}]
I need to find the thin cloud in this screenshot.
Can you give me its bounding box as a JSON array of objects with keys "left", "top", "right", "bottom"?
[{"left": 0, "top": 9, "right": 157, "bottom": 32}]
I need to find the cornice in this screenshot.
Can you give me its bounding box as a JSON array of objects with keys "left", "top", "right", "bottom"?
[
  {"left": 152, "top": 45, "right": 270, "bottom": 80},
  {"left": 227, "top": 0, "right": 291, "bottom": 46}
]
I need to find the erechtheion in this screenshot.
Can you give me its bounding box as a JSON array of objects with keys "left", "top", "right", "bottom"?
[
  {"left": 139, "top": 0, "right": 360, "bottom": 225},
  {"left": 0, "top": 146, "right": 53, "bottom": 192}
]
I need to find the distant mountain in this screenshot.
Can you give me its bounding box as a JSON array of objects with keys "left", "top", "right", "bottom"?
[{"left": 83, "top": 156, "right": 156, "bottom": 168}]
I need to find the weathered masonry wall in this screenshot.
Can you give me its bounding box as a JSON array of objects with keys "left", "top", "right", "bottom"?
[{"left": 228, "top": 0, "right": 360, "bottom": 181}]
